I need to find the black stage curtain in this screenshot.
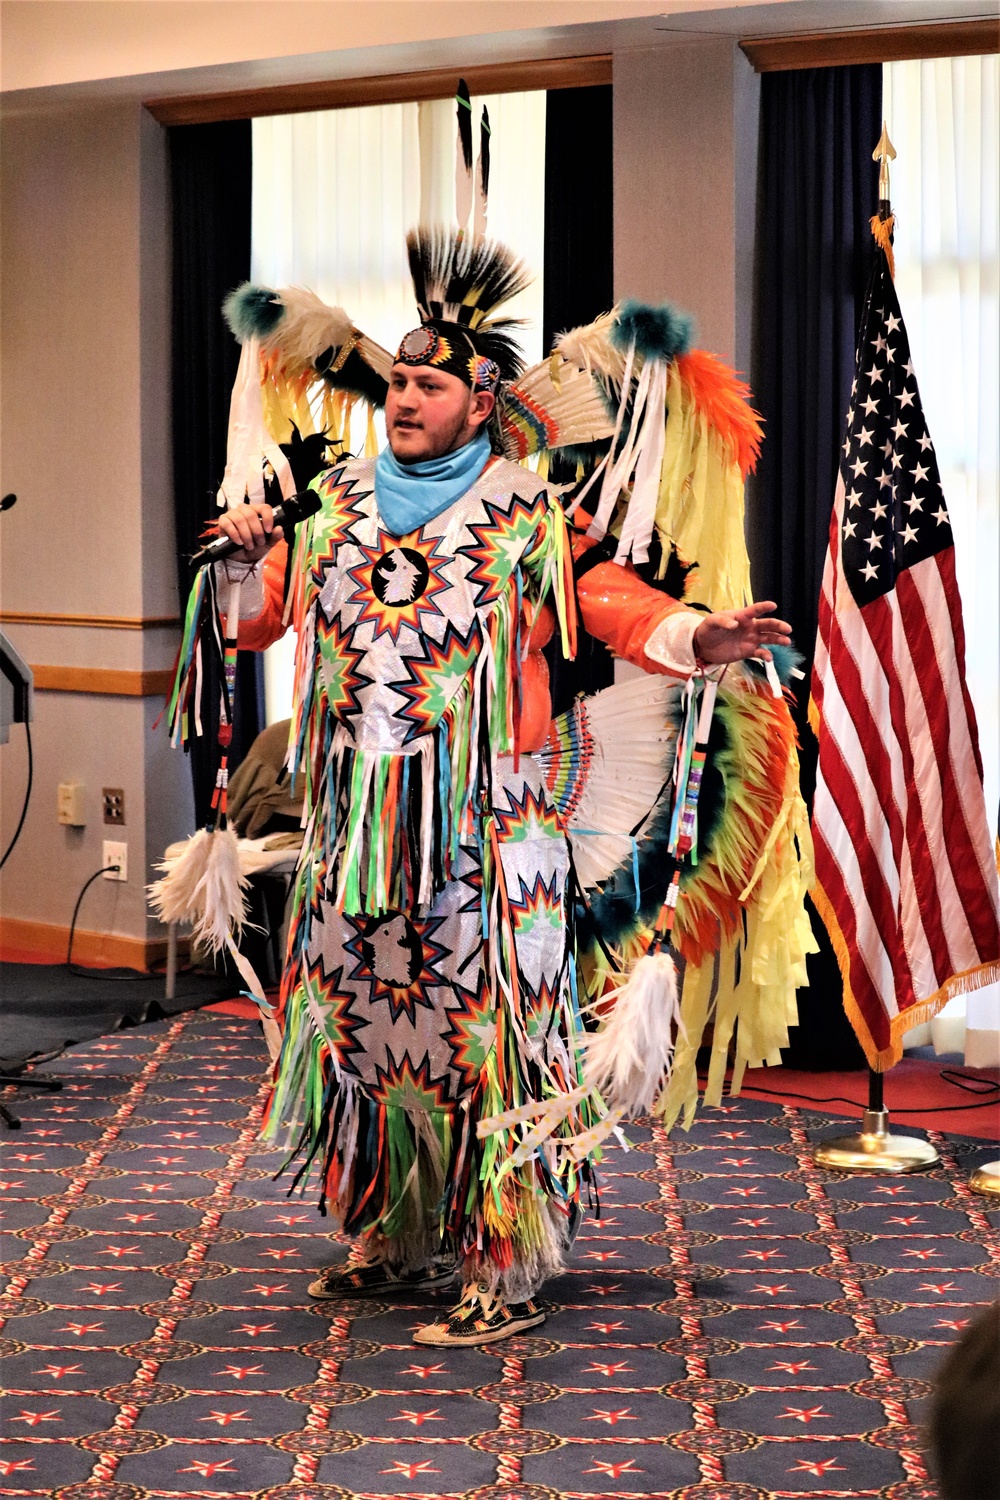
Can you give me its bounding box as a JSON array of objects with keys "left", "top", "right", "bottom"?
[
  {"left": 542, "top": 84, "right": 616, "bottom": 714},
  {"left": 752, "top": 64, "right": 882, "bottom": 1068},
  {"left": 169, "top": 120, "right": 263, "bottom": 824}
]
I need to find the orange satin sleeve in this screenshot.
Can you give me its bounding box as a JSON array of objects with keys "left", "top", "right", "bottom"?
[
  {"left": 571, "top": 521, "right": 697, "bottom": 678},
  {"left": 576, "top": 560, "right": 694, "bottom": 677},
  {"left": 235, "top": 543, "right": 290, "bottom": 653}
]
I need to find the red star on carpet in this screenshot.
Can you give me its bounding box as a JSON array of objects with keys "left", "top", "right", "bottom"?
[
  {"left": 742, "top": 1249, "right": 784, "bottom": 1261},
  {"left": 0, "top": 1461, "right": 35, "bottom": 1475},
  {"left": 177, "top": 1460, "right": 238, "bottom": 1476},
  {"left": 935, "top": 1318, "right": 969, "bottom": 1331},
  {"left": 779, "top": 1406, "right": 828, "bottom": 1423},
  {"left": 583, "top": 1459, "right": 645, "bottom": 1477},
  {"left": 584, "top": 1408, "right": 636, "bottom": 1425},
  {"left": 583, "top": 1360, "right": 633, "bottom": 1377},
  {"left": 82, "top": 1283, "right": 123, "bottom": 1296},
  {"left": 58, "top": 1322, "right": 103, "bottom": 1337},
  {"left": 10, "top": 1410, "right": 61, "bottom": 1426},
  {"left": 98, "top": 1245, "right": 139, "bottom": 1258},
  {"left": 216, "top": 1365, "right": 264, "bottom": 1381},
  {"left": 199, "top": 1411, "right": 250, "bottom": 1426},
  {"left": 250, "top": 1284, "right": 288, "bottom": 1297},
  {"left": 389, "top": 1409, "right": 444, "bottom": 1426},
  {"left": 400, "top": 1363, "right": 448, "bottom": 1380},
  {"left": 886, "top": 1215, "right": 924, "bottom": 1225},
  {"left": 234, "top": 1324, "right": 277, "bottom": 1339},
  {"left": 759, "top": 1320, "right": 802, "bottom": 1332},
  {"left": 769, "top": 1361, "right": 817, "bottom": 1374},
  {"left": 752, "top": 1284, "right": 792, "bottom": 1297},
  {"left": 586, "top": 1321, "right": 628, "bottom": 1334},
  {"left": 33, "top": 1365, "right": 83, "bottom": 1380},
  {"left": 380, "top": 1461, "right": 440, "bottom": 1477},
  {"left": 790, "top": 1458, "right": 845, "bottom": 1475}
]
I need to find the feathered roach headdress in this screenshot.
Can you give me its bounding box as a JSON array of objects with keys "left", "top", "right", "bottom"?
[{"left": 395, "top": 227, "right": 532, "bottom": 393}]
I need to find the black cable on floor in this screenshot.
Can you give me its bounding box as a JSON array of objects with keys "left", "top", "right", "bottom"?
[
  {"left": 707, "top": 1079, "right": 1000, "bottom": 1115},
  {"left": 0, "top": 719, "right": 32, "bottom": 869},
  {"left": 66, "top": 865, "right": 158, "bottom": 981}
]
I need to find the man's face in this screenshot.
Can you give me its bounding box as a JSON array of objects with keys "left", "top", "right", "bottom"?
[{"left": 385, "top": 365, "right": 493, "bottom": 463}]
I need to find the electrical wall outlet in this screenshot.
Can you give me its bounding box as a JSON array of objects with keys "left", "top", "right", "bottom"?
[
  {"left": 57, "top": 781, "right": 86, "bottom": 826},
  {"left": 102, "top": 787, "right": 125, "bottom": 825},
  {"left": 102, "top": 840, "right": 127, "bottom": 882}
]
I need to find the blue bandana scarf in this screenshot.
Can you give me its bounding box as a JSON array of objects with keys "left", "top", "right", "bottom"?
[{"left": 374, "top": 428, "right": 492, "bottom": 537}]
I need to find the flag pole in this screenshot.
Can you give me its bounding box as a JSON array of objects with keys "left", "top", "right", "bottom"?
[
  {"left": 813, "top": 124, "right": 939, "bottom": 1176},
  {"left": 969, "top": 834, "right": 1000, "bottom": 1197}
]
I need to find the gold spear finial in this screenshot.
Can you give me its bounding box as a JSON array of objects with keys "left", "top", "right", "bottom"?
[
  {"left": 873, "top": 121, "right": 896, "bottom": 204},
  {"left": 870, "top": 122, "right": 897, "bottom": 278}
]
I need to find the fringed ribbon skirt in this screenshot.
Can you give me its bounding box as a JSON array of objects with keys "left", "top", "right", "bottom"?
[{"left": 264, "top": 756, "right": 591, "bottom": 1295}]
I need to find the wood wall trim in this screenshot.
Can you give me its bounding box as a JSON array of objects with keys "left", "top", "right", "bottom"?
[
  {"left": 146, "top": 53, "right": 612, "bottom": 127},
  {"left": 741, "top": 18, "right": 999, "bottom": 72},
  {"left": 31, "top": 666, "right": 175, "bottom": 697},
  {"left": 0, "top": 915, "right": 178, "bottom": 971},
  {"left": 2, "top": 611, "right": 180, "bottom": 631}
]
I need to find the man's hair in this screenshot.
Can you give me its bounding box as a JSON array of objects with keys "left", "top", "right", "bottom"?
[{"left": 930, "top": 1300, "right": 1000, "bottom": 1500}]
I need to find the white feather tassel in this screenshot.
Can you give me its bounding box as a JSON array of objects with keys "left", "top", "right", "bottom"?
[
  {"left": 191, "top": 825, "right": 249, "bottom": 956},
  {"left": 148, "top": 829, "right": 213, "bottom": 926},
  {"left": 148, "top": 826, "right": 249, "bottom": 958},
  {"left": 582, "top": 951, "right": 681, "bottom": 1117}
]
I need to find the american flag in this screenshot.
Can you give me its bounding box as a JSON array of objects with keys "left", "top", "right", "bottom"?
[{"left": 810, "top": 242, "right": 1000, "bottom": 1069}]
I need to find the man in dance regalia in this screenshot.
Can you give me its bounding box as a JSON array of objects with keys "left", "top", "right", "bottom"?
[{"left": 158, "top": 229, "right": 806, "bottom": 1346}]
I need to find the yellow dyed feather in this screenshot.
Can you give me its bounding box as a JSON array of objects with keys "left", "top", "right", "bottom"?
[{"left": 655, "top": 361, "right": 752, "bottom": 611}]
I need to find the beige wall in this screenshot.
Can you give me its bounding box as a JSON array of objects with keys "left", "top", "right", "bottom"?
[
  {"left": 0, "top": 98, "right": 193, "bottom": 945},
  {"left": 613, "top": 36, "right": 760, "bottom": 372},
  {"left": 0, "top": 2, "right": 787, "bottom": 93}
]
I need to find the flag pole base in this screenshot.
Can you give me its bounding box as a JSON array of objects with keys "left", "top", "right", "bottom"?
[
  {"left": 814, "top": 1109, "right": 940, "bottom": 1174},
  {"left": 968, "top": 1160, "right": 1000, "bottom": 1199}
]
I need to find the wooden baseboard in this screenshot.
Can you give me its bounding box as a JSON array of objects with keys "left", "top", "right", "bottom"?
[
  {"left": 0, "top": 915, "right": 178, "bottom": 971},
  {"left": 30, "top": 666, "right": 174, "bottom": 697}
]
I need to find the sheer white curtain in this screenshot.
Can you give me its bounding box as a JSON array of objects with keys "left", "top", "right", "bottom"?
[
  {"left": 885, "top": 55, "right": 1000, "bottom": 1064},
  {"left": 251, "top": 91, "right": 546, "bottom": 722}
]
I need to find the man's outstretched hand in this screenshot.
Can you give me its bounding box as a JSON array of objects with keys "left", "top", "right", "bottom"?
[{"left": 693, "top": 601, "right": 792, "bottom": 666}]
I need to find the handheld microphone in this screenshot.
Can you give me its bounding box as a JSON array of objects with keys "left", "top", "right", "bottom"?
[{"left": 189, "top": 490, "right": 323, "bottom": 569}]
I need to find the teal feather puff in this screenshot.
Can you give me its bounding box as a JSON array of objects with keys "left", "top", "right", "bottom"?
[
  {"left": 611, "top": 299, "right": 694, "bottom": 363},
  {"left": 223, "top": 282, "right": 284, "bottom": 343}
]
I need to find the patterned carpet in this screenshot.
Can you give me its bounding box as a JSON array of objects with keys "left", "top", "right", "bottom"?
[{"left": 1, "top": 1009, "right": 998, "bottom": 1500}]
